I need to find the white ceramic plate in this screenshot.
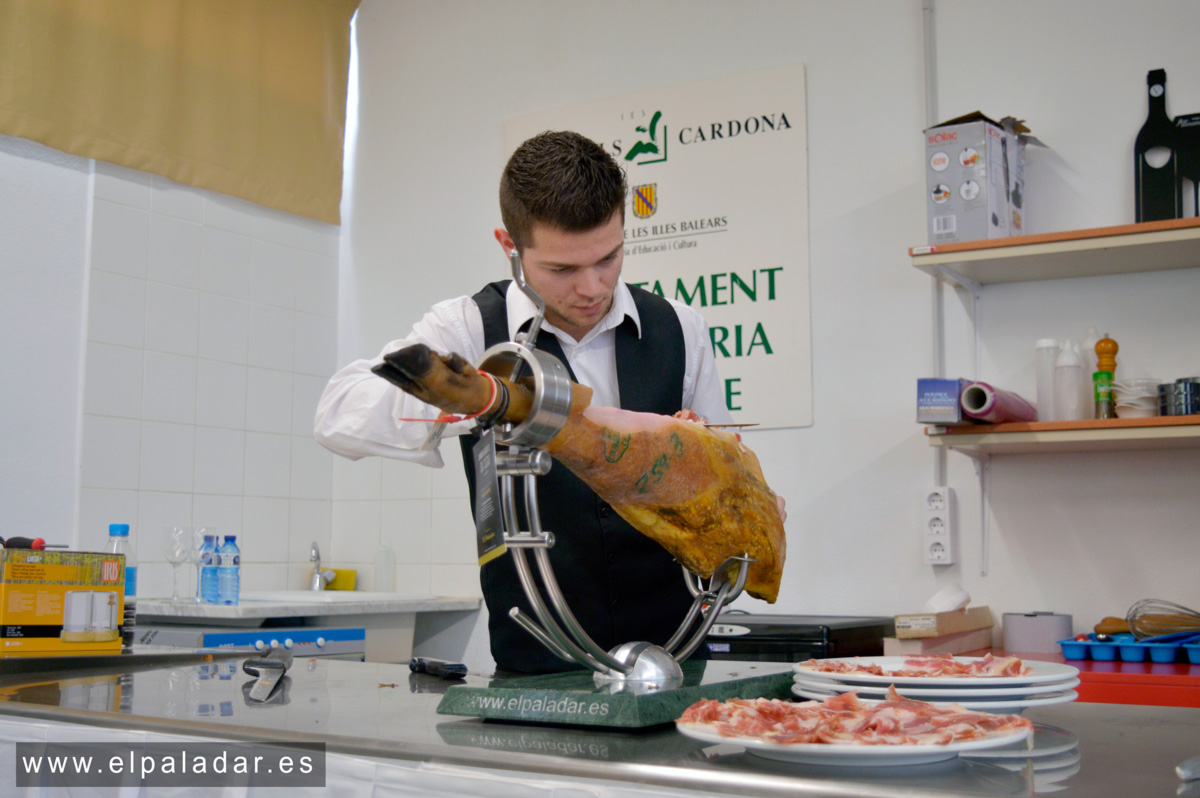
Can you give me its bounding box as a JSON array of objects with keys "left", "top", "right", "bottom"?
[
  {"left": 676, "top": 722, "right": 1033, "bottom": 766},
  {"left": 790, "top": 684, "right": 1078, "bottom": 714},
  {"left": 792, "top": 675, "right": 1081, "bottom": 698},
  {"left": 793, "top": 656, "right": 1079, "bottom": 687},
  {"left": 960, "top": 724, "right": 1079, "bottom": 760}
]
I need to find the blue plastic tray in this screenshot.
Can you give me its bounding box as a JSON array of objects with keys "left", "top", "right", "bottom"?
[{"left": 1058, "top": 632, "right": 1200, "bottom": 663}]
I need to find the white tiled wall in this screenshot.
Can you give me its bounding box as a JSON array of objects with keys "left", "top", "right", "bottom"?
[
  {"left": 78, "top": 162, "right": 482, "bottom": 602},
  {"left": 79, "top": 163, "right": 340, "bottom": 600}
]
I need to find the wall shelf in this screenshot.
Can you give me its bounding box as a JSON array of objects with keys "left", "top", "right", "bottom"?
[
  {"left": 910, "top": 217, "right": 1200, "bottom": 287},
  {"left": 913, "top": 218, "right": 1200, "bottom": 456},
  {"left": 925, "top": 417, "right": 1200, "bottom": 455}
]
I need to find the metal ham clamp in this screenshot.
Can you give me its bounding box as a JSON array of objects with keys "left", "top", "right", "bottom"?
[{"left": 430, "top": 251, "right": 753, "bottom": 691}]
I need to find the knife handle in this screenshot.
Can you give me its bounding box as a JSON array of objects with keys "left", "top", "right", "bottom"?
[
  {"left": 243, "top": 646, "right": 293, "bottom": 675},
  {"left": 410, "top": 656, "right": 467, "bottom": 679}
]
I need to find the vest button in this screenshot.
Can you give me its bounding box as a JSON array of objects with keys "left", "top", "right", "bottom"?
[
  {"left": 607, "top": 553, "right": 617, "bottom": 565},
  {"left": 599, "top": 504, "right": 612, "bottom": 518},
  {"left": 611, "top": 598, "right": 620, "bottom": 609}
]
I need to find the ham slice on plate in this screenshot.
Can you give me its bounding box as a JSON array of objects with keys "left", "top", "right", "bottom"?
[
  {"left": 802, "top": 653, "right": 1032, "bottom": 678},
  {"left": 677, "top": 686, "right": 1033, "bottom": 746}
]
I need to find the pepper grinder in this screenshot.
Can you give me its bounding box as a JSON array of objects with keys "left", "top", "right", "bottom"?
[{"left": 1094, "top": 333, "right": 1119, "bottom": 419}]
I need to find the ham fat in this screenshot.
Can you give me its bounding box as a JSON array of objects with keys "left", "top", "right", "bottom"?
[{"left": 374, "top": 344, "right": 785, "bottom": 602}]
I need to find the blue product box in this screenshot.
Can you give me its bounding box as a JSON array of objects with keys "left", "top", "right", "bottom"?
[{"left": 917, "top": 378, "right": 973, "bottom": 424}]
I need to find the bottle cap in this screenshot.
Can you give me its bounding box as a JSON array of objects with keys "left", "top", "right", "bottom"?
[
  {"left": 225, "top": 535, "right": 236, "bottom": 543},
  {"left": 108, "top": 524, "right": 130, "bottom": 536},
  {"left": 1055, "top": 340, "right": 1082, "bottom": 365}
]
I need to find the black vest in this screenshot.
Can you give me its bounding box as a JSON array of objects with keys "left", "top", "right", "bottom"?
[{"left": 460, "top": 281, "right": 700, "bottom": 673}]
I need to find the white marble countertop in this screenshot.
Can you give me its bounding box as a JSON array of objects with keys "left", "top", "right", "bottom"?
[{"left": 136, "top": 592, "right": 480, "bottom": 624}]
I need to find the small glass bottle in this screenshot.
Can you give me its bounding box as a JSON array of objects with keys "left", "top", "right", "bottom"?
[{"left": 1094, "top": 334, "right": 1119, "bottom": 420}]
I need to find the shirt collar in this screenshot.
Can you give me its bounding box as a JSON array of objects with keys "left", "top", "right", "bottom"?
[{"left": 505, "top": 281, "right": 641, "bottom": 346}]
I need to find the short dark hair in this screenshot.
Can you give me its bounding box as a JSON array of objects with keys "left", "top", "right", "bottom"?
[{"left": 499, "top": 131, "right": 627, "bottom": 252}]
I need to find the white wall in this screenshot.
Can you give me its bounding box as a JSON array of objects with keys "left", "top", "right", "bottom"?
[
  {"left": 1, "top": 135, "right": 342, "bottom": 600},
  {"left": 0, "top": 135, "right": 90, "bottom": 542},
  {"left": 77, "top": 163, "right": 341, "bottom": 597},
  {"left": 932, "top": 0, "right": 1200, "bottom": 633},
  {"left": 341, "top": 0, "right": 1200, "bottom": 666}
]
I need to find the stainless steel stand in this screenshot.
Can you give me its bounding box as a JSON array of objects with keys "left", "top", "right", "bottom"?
[{"left": 463, "top": 251, "right": 753, "bottom": 689}]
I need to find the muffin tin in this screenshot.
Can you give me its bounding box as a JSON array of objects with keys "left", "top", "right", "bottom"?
[{"left": 1058, "top": 632, "right": 1200, "bottom": 663}]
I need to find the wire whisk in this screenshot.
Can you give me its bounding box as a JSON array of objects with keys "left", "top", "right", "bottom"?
[{"left": 1125, "top": 599, "right": 1200, "bottom": 640}]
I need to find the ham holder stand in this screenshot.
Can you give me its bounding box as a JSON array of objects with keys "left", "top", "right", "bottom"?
[{"left": 427, "top": 253, "right": 794, "bottom": 728}]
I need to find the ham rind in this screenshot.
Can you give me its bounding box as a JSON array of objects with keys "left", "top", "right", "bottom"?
[
  {"left": 546, "top": 403, "right": 784, "bottom": 601},
  {"left": 676, "top": 688, "right": 1033, "bottom": 746},
  {"left": 801, "top": 654, "right": 1032, "bottom": 678},
  {"left": 372, "top": 344, "right": 786, "bottom": 602}
]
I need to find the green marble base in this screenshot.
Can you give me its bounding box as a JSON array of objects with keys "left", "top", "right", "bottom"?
[{"left": 436, "top": 659, "right": 794, "bottom": 729}]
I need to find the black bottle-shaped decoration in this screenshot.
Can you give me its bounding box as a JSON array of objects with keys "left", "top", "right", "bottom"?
[{"left": 1135, "top": 69, "right": 1181, "bottom": 222}]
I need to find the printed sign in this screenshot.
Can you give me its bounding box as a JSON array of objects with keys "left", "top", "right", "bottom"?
[{"left": 505, "top": 64, "right": 812, "bottom": 429}]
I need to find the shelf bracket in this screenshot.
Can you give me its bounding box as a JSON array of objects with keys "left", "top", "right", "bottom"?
[
  {"left": 958, "top": 451, "right": 993, "bottom": 577},
  {"left": 933, "top": 264, "right": 982, "bottom": 295}
]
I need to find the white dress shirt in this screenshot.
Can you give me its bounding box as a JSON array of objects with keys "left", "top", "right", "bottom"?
[{"left": 314, "top": 282, "right": 732, "bottom": 467}]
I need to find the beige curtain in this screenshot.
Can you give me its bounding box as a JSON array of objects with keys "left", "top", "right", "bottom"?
[{"left": 0, "top": 0, "right": 359, "bottom": 224}]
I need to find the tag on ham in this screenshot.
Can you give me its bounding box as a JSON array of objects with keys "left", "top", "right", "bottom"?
[{"left": 372, "top": 344, "right": 786, "bottom": 602}]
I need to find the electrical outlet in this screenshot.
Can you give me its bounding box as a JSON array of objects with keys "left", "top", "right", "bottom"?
[
  {"left": 924, "top": 487, "right": 949, "bottom": 512},
  {"left": 923, "top": 486, "right": 955, "bottom": 565},
  {"left": 926, "top": 540, "right": 949, "bottom": 562}
]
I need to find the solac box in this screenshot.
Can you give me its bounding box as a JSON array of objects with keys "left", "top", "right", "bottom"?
[
  {"left": 924, "top": 112, "right": 1039, "bottom": 245},
  {"left": 0, "top": 550, "right": 126, "bottom": 653}
]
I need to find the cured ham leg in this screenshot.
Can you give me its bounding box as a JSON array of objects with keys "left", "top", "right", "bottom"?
[{"left": 374, "top": 344, "right": 785, "bottom": 603}]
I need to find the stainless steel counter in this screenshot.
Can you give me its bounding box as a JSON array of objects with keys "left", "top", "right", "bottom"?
[{"left": 0, "top": 656, "right": 1196, "bottom": 797}]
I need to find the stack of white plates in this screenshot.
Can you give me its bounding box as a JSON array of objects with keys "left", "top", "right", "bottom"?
[{"left": 792, "top": 656, "right": 1080, "bottom": 714}]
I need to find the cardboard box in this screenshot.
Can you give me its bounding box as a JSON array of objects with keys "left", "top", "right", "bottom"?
[
  {"left": 924, "top": 112, "right": 1040, "bottom": 244},
  {"left": 917, "top": 378, "right": 973, "bottom": 425},
  {"left": 894, "top": 605, "right": 994, "bottom": 639},
  {"left": 883, "top": 626, "right": 995, "bottom": 657},
  {"left": 0, "top": 550, "right": 126, "bottom": 653}
]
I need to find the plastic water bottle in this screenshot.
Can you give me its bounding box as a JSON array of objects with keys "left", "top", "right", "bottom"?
[
  {"left": 199, "top": 534, "right": 220, "bottom": 604},
  {"left": 105, "top": 524, "right": 137, "bottom": 646},
  {"left": 1034, "top": 338, "right": 1060, "bottom": 421},
  {"left": 1054, "top": 340, "right": 1087, "bottom": 421},
  {"left": 217, "top": 535, "right": 240, "bottom": 605}
]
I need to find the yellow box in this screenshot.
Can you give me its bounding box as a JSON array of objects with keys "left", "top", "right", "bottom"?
[{"left": 1, "top": 550, "right": 126, "bottom": 653}]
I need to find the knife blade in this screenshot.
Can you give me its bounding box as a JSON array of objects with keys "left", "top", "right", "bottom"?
[{"left": 243, "top": 647, "right": 293, "bottom": 702}]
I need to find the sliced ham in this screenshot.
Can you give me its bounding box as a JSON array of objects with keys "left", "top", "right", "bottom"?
[
  {"left": 801, "top": 653, "right": 1032, "bottom": 678},
  {"left": 677, "top": 686, "right": 1032, "bottom": 746}
]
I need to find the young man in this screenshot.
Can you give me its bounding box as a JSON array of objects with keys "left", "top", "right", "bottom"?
[{"left": 315, "top": 131, "right": 732, "bottom": 673}]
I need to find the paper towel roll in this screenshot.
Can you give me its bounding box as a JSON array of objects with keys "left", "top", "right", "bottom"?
[{"left": 1003, "top": 612, "right": 1072, "bottom": 653}]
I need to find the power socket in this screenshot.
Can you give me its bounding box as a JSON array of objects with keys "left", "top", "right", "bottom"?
[{"left": 923, "top": 486, "right": 956, "bottom": 565}]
